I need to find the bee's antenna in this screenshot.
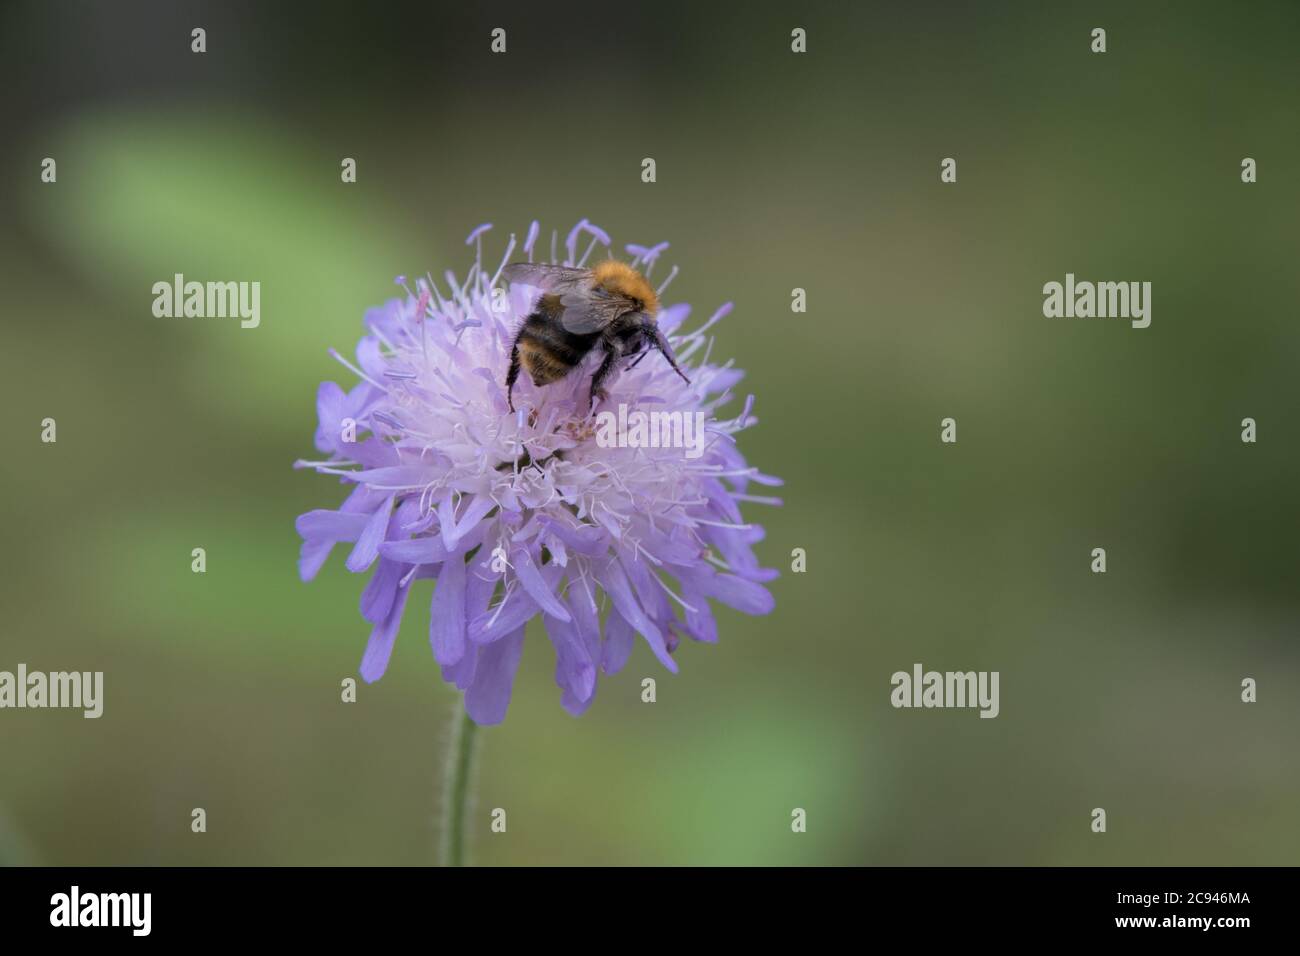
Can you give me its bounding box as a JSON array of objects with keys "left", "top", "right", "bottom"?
[{"left": 651, "top": 327, "right": 691, "bottom": 385}]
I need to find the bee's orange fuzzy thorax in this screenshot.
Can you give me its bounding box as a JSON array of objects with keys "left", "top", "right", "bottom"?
[{"left": 591, "top": 260, "right": 659, "bottom": 315}]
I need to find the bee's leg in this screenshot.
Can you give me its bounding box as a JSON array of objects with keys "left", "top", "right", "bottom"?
[
  {"left": 626, "top": 346, "right": 652, "bottom": 370},
  {"left": 505, "top": 330, "right": 524, "bottom": 412},
  {"left": 586, "top": 342, "right": 620, "bottom": 413}
]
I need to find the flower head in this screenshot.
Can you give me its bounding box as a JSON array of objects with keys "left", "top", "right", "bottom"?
[{"left": 295, "top": 221, "right": 781, "bottom": 724}]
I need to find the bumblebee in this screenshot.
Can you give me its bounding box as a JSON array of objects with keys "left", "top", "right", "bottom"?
[{"left": 502, "top": 260, "right": 690, "bottom": 412}]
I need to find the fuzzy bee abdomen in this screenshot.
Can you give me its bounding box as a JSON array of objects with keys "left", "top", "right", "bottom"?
[{"left": 518, "top": 312, "right": 598, "bottom": 386}]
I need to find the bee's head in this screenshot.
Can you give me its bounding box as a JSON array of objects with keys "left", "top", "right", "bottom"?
[{"left": 591, "top": 260, "right": 659, "bottom": 317}]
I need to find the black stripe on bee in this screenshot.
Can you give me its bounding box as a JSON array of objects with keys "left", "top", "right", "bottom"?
[{"left": 519, "top": 312, "right": 599, "bottom": 369}]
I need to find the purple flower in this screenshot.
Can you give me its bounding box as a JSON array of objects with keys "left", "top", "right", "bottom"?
[{"left": 295, "top": 221, "right": 781, "bottom": 724}]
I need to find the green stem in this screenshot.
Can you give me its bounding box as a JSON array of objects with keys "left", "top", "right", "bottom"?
[{"left": 440, "top": 703, "right": 479, "bottom": 867}]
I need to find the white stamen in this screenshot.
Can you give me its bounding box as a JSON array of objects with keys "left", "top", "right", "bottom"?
[
  {"left": 692, "top": 517, "right": 753, "bottom": 531},
  {"left": 729, "top": 493, "right": 783, "bottom": 506},
  {"left": 489, "top": 234, "right": 518, "bottom": 288},
  {"left": 328, "top": 349, "right": 387, "bottom": 390},
  {"left": 655, "top": 265, "right": 679, "bottom": 297},
  {"left": 681, "top": 302, "right": 733, "bottom": 341},
  {"left": 655, "top": 574, "right": 698, "bottom": 613}
]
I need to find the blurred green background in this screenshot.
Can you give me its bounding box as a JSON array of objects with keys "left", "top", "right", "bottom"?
[{"left": 1, "top": 0, "right": 1297, "bottom": 865}]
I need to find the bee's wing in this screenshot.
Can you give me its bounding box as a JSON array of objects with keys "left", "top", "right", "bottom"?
[
  {"left": 557, "top": 288, "right": 628, "bottom": 334},
  {"left": 500, "top": 263, "right": 590, "bottom": 294},
  {"left": 501, "top": 263, "right": 628, "bottom": 334}
]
